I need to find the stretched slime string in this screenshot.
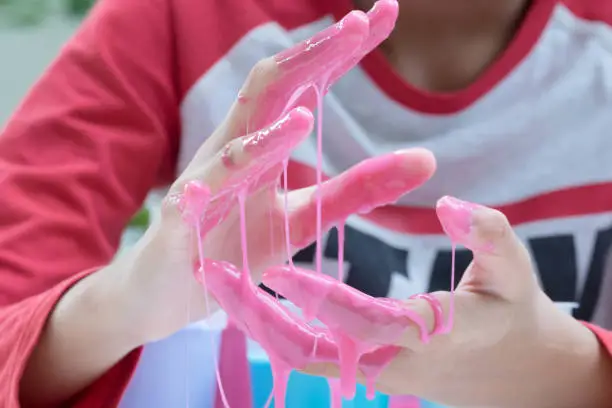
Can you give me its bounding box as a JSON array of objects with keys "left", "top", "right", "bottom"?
[{"left": 176, "top": 1, "right": 476, "bottom": 406}]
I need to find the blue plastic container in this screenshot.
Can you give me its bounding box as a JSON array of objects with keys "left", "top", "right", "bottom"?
[
  {"left": 421, "top": 402, "right": 445, "bottom": 408},
  {"left": 251, "top": 359, "right": 389, "bottom": 407},
  {"left": 250, "top": 357, "right": 447, "bottom": 408},
  {"left": 121, "top": 312, "right": 447, "bottom": 408}
]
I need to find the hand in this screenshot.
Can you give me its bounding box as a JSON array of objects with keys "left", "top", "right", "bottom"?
[
  {"left": 263, "top": 197, "right": 612, "bottom": 408},
  {"left": 115, "top": 0, "right": 437, "bottom": 345}
]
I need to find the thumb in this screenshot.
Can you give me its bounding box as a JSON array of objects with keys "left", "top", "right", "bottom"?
[{"left": 436, "top": 196, "right": 535, "bottom": 298}]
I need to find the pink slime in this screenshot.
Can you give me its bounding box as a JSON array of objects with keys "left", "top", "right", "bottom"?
[{"left": 177, "top": 1, "right": 481, "bottom": 406}]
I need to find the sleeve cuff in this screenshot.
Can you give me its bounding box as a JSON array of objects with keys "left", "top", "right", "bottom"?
[
  {"left": 582, "top": 321, "right": 612, "bottom": 355},
  {"left": 3, "top": 269, "right": 141, "bottom": 408}
]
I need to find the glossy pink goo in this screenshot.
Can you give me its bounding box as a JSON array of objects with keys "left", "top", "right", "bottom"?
[
  {"left": 435, "top": 195, "right": 495, "bottom": 333},
  {"left": 436, "top": 196, "right": 477, "bottom": 244},
  {"left": 263, "top": 195, "right": 490, "bottom": 395},
  {"left": 262, "top": 266, "right": 434, "bottom": 399},
  {"left": 436, "top": 195, "right": 493, "bottom": 253},
  {"left": 195, "top": 107, "right": 314, "bottom": 237},
  {"left": 175, "top": 1, "right": 469, "bottom": 407}
]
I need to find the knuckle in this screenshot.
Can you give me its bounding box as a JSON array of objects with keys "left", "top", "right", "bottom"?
[
  {"left": 220, "top": 138, "right": 244, "bottom": 169},
  {"left": 240, "top": 58, "right": 279, "bottom": 98}
]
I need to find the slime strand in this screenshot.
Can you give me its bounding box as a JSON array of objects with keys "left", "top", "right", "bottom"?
[
  {"left": 182, "top": 182, "right": 232, "bottom": 408},
  {"left": 334, "top": 331, "right": 360, "bottom": 399},
  {"left": 314, "top": 78, "right": 329, "bottom": 278},
  {"left": 237, "top": 190, "right": 251, "bottom": 291},
  {"left": 329, "top": 379, "right": 343, "bottom": 408},
  {"left": 282, "top": 159, "right": 293, "bottom": 266},
  {"left": 337, "top": 222, "right": 345, "bottom": 282},
  {"left": 446, "top": 243, "right": 456, "bottom": 333},
  {"left": 409, "top": 293, "right": 445, "bottom": 336},
  {"left": 270, "top": 361, "right": 291, "bottom": 408}
]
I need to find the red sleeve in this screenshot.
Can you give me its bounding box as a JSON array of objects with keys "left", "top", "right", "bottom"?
[
  {"left": 0, "top": 0, "right": 180, "bottom": 405},
  {"left": 584, "top": 322, "right": 612, "bottom": 357}
]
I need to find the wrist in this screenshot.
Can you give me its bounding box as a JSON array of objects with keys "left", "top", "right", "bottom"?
[
  {"left": 115, "top": 223, "right": 208, "bottom": 344},
  {"left": 527, "top": 297, "right": 612, "bottom": 408},
  {"left": 62, "top": 261, "right": 148, "bottom": 352}
]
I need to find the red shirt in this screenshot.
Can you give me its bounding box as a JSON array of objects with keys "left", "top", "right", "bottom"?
[{"left": 2, "top": 0, "right": 612, "bottom": 406}]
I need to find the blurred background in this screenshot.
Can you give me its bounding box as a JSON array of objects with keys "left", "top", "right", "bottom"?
[
  {"left": 0, "top": 0, "right": 94, "bottom": 124},
  {"left": 1, "top": 0, "right": 154, "bottom": 250}
]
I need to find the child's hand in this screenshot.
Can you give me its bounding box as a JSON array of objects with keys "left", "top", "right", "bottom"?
[
  {"left": 264, "top": 197, "right": 612, "bottom": 408},
  {"left": 117, "top": 0, "right": 438, "bottom": 345}
]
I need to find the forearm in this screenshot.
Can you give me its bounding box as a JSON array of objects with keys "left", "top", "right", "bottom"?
[{"left": 19, "top": 260, "right": 144, "bottom": 407}]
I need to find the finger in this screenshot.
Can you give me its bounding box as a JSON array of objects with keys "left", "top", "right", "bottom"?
[
  {"left": 223, "top": 10, "right": 371, "bottom": 140},
  {"left": 198, "top": 259, "right": 344, "bottom": 368},
  {"left": 325, "top": 0, "right": 399, "bottom": 88},
  {"left": 288, "top": 148, "right": 436, "bottom": 247},
  {"left": 269, "top": 1, "right": 399, "bottom": 121},
  {"left": 180, "top": 107, "right": 313, "bottom": 193},
  {"left": 262, "top": 266, "right": 435, "bottom": 346},
  {"left": 362, "top": 0, "right": 399, "bottom": 52},
  {"left": 210, "top": 107, "right": 313, "bottom": 193},
  {"left": 435, "top": 196, "right": 535, "bottom": 298},
  {"left": 200, "top": 107, "right": 315, "bottom": 233}
]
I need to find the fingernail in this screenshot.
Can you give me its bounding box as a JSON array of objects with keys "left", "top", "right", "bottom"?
[
  {"left": 274, "top": 11, "right": 368, "bottom": 73},
  {"left": 435, "top": 196, "right": 481, "bottom": 242}
]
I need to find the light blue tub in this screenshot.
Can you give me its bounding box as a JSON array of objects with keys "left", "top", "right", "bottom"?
[
  {"left": 251, "top": 360, "right": 389, "bottom": 407},
  {"left": 120, "top": 310, "right": 446, "bottom": 408}
]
